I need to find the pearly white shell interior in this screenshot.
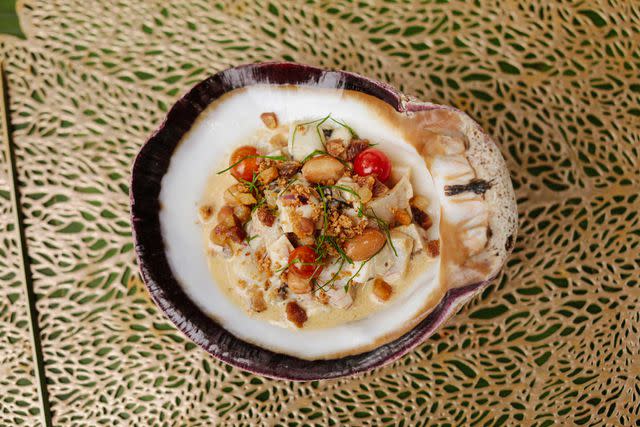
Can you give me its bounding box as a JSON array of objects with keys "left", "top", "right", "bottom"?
[{"left": 159, "top": 85, "right": 442, "bottom": 359}]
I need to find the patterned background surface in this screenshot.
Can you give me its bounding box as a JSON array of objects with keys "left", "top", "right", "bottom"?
[{"left": 0, "top": 0, "right": 639, "bottom": 425}]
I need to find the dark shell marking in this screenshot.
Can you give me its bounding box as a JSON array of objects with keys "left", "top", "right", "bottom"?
[
  {"left": 444, "top": 178, "right": 494, "bottom": 196},
  {"left": 130, "top": 62, "right": 494, "bottom": 380}
]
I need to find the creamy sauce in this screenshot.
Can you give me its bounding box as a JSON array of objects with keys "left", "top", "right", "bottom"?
[{"left": 200, "top": 154, "right": 433, "bottom": 330}]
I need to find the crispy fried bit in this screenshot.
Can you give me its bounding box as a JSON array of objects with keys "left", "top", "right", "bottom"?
[
  {"left": 325, "top": 209, "right": 367, "bottom": 240},
  {"left": 345, "top": 139, "right": 370, "bottom": 161},
  {"left": 353, "top": 175, "right": 375, "bottom": 191},
  {"left": 260, "top": 112, "right": 278, "bottom": 129},
  {"left": 217, "top": 205, "right": 238, "bottom": 228},
  {"left": 264, "top": 280, "right": 271, "bottom": 290},
  {"left": 392, "top": 208, "right": 412, "bottom": 226},
  {"left": 277, "top": 161, "right": 301, "bottom": 179},
  {"left": 269, "top": 133, "right": 288, "bottom": 147},
  {"left": 426, "top": 239, "right": 440, "bottom": 257},
  {"left": 411, "top": 206, "right": 433, "bottom": 230},
  {"left": 250, "top": 289, "right": 268, "bottom": 312},
  {"left": 326, "top": 139, "right": 346, "bottom": 158},
  {"left": 233, "top": 205, "right": 251, "bottom": 223},
  {"left": 277, "top": 284, "right": 288, "bottom": 299},
  {"left": 255, "top": 247, "right": 272, "bottom": 276},
  {"left": 199, "top": 205, "right": 214, "bottom": 221},
  {"left": 316, "top": 290, "right": 330, "bottom": 305},
  {"left": 373, "top": 278, "right": 393, "bottom": 301},
  {"left": 293, "top": 216, "right": 315, "bottom": 238},
  {"left": 210, "top": 224, "right": 228, "bottom": 246},
  {"left": 237, "top": 280, "right": 247, "bottom": 289},
  {"left": 224, "top": 184, "right": 257, "bottom": 206},
  {"left": 286, "top": 301, "right": 308, "bottom": 328},
  {"left": 256, "top": 205, "right": 276, "bottom": 227},
  {"left": 372, "top": 179, "right": 389, "bottom": 197},
  {"left": 225, "top": 225, "right": 246, "bottom": 243},
  {"left": 357, "top": 186, "right": 373, "bottom": 203},
  {"left": 257, "top": 166, "right": 279, "bottom": 185}
]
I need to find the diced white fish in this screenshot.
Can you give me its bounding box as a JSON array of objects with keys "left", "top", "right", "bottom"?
[
  {"left": 233, "top": 253, "right": 264, "bottom": 284},
  {"left": 266, "top": 235, "right": 293, "bottom": 271},
  {"left": 276, "top": 197, "right": 318, "bottom": 233},
  {"left": 324, "top": 284, "right": 354, "bottom": 309},
  {"left": 325, "top": 125, "right": 352, "bottom": 143},
  {"left": 392, "top": 224, "right": 427, "bottom": 254},
  {"left": 288, "top": 121, "right": 324, "bottom": 161},
  {"left": 334, "top": 176, "right": 358, "bottom": 203},
  {"left": 372, "top": 230, "right": 414, "bottom": 283},
  {"left": 248, "top": 210, "right": 280, "bottom": 246},
  {"left": 389, "top": 165, "right": 411, "bottom": 186},
  {"left": 366, "top": 174, "right": 413, "bottom": 224}
]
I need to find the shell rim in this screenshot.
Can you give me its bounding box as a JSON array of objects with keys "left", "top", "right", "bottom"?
[{"left": 130, "top": 61, "right": 499, "bottom": 381}]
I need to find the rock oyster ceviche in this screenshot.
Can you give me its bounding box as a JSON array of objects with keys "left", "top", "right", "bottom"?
[
  {"left": 136, "top": 64, "right": 518, "bottom": 369},
  {"left": 202, "top": 112, "right": 442, "bottom": 331}
]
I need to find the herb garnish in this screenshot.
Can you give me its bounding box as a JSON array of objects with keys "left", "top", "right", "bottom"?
[
  {"left": 330, "top": 117, "right": 357, "bottom": 138},
  {"left": 365, "top": 208, "right": 398, "bottom": 257},
  {"left": 217, "top": 154, "right": 286, "bottom": 175}
]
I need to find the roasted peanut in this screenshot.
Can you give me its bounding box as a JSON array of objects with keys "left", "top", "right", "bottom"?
[
  {"left": 217, "top": 205, "right": 237, "bottom": 227},
  {"left": 277, "top": 161, "right": 302, "bottom": 178},
  {"left": 257, "top": 166, "right": 279, "bottom": 185},
  {"left": 373, "top": 278, "right": 393, "bottom": 301},
  {"left": 260, "top": 112, "right": 278, "bottom": 129},
  {"left": 287, "top": 272, "right": 312, "bottom": 294},
  {"left": 302, "top": 155, "right": 345, "bottom": 184},
  {"left": 225, "top": 225, "right": 246, "bottom": 243},
  {"left": 249, "top": 289, "right": 267, "bottom": 312},
  {"left": 344, "top": 228, "right": 386, "bottom": 261},
  {"left": 286, "top": 301, "right": 308, "bottom": 327},
  {"left": 393, "top": 208, "right": 412, "bottom": 226}
]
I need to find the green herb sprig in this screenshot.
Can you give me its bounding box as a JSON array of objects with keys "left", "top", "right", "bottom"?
[{"left": 217, "top": 154, "right": 286, "bottom": 175}]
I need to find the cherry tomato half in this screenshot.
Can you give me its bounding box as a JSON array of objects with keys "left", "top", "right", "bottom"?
[
  {"left": 230, "top": 146, "right": 260, "bottom": 181},
  {"left": 288, "top": 245, "right": 322, "bottom": 279},
  {"left": 353, "top": 148, "right": 392, "bottom": 182}
]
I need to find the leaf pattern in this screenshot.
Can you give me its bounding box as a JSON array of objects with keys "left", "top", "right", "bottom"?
[{"left": 0, "top": 0, "right": 639, "bottom": 425}]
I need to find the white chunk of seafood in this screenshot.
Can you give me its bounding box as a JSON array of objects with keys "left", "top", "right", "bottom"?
[
  {"left": 267, "top": 235, "right": 293, "bottom": 271},
  {"left": 389, "top": 165, "right": 411, "bottom": 186},
  {"left": 325, "top": 284, "right": 354, "bottom": 309},
  {"left": 232, "top": 253, "right": 264, "bottom": 285},
  {"left": 248, "top": 211, "right": 280, "bottom": 246},
  {"left": 288, "top": 121, "right": 325, "bottom": 161},
  {"left": 392, "top": 224, "right": 426, "bottom": 254},
  {"left": 366, "top": 174, "right": 413, "bottom": 223},
  {"left": 276, "top": 198, "right": 318, "bottom": 233},
  {"left": 373, "top": 230, "right": 414, "bottom": 283},
  {"left": 324, "top": 125, "right": 352, "bottom": 144},
  {"left": 334, "top": 176, "right": 359, "bottom": 203}
]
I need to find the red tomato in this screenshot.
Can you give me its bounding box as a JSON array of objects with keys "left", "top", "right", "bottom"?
[
  {"left": 353, "top": 148, "right": 392, "bottom": 182},
  {"left": 288, "top": 246, "right": 322, "bottom": 279},
  {"left": 230, "top": 146, "right": 259, "bottom": 181}
]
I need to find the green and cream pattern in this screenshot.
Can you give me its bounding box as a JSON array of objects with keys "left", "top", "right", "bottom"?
[{"left": 0, "top": 0, "right": 639, "bottom": 425}]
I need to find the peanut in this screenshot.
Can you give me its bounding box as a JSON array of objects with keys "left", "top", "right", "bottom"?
[
  {"left": 293, "top": 216, "right": 315, "bottom": 238},
  {"left": 344, "top": 228, "right": 386, "bottom": 261},
  {"left": 302, "top": 155, "right": 345, "bottom": 184},
  {"left": 373, "top": 278, "right": 393, "bottom": 301}
]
